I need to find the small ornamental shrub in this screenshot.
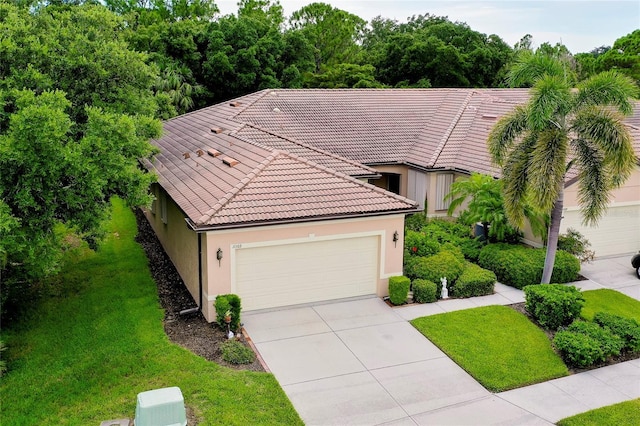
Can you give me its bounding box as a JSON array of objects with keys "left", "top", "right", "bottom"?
[
  {"left": 388, "top": 276, "right": 410, "bottom": 305},
  {"left": 524, "top": 284, "right": 585, "bottom": 330},
  {"left": 593, "top": 312, "right": 640, "bottom": 352},
  {"left": 553, "top": 330, "right": 605, "bottom": 368},
  {"left": 479, "top": 244, "right": 580, "bottom": 289},
  {"left": 215, "top": 294, "right": 242, "bottom": 331},
  {"left": 412, "top": 251, "right": 465, "bottom": 292},
  {"left": 412, "top": 279, "right": 437, "bottom": 303},
  {"left": 404, "top": 230, "right": 440, "bottom": 257},
  {"left": 221, "top": 339, "right": 256, "bottom": 364},
  {"left": 453, "top": 263, "right": 496, "bottom": 298},
  {"left": 566, "top": 321, "right": 624, "bottom": 357},
  {"left": 558, "top": 228, "right": 595, "bottom": 263}
]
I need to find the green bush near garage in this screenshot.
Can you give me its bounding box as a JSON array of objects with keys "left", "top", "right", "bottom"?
[
  {"left": 412, "top": 279, "right": 437, "bottom": 303},
  {"left": 479, "top": 244, "right": 580, "bottom": 289},
  {"left": 452, "top": 262, "right": 496, "bottom": 298},
  {"left": 388, "top": 275, "right": 411, "bottom": 305}
]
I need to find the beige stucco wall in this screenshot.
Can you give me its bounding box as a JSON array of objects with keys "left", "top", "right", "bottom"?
[
  {"left": 370, "top": 165, "right": 409, "bottom": 195},
  {"left": 564, "top": 166, "right": 640, "bottom": 207},
  {"left": 143, "top": 184, "right": 200, "bottom": 308},
  {"left": 201, "top": 214, "right": 407, "bottom": 322}
]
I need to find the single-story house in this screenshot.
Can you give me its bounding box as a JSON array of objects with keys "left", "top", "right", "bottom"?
[{"left": 144, "top": 89, "right": 640, "bottom": 321}]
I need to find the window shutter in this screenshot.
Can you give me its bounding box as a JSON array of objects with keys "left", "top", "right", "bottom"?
[{"left": 435, "top": 173, "right": 454, "bottom": 211}]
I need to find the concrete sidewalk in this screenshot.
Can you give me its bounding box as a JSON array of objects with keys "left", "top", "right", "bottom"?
[{"left": 243, "top": 256, "right": 639, "bottom": 425}]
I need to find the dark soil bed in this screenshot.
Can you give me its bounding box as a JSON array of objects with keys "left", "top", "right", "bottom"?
[{"left": 134, "top": 208, "right": 264, "bottom": 372}]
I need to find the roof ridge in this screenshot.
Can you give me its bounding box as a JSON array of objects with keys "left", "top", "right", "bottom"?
[
  {"left": 229, "top": 89, "right": 271, "bottom": 119},
  {"left": 241, "top": 123, "right": 379, "bottom": 175},
  {"left": 196, "top": 151, "right": 280, "bottom": 225},
  {"left": 278, "top": 150, "right": 418, "bottom": 207},
  {"left": 428, "top": 90, "right": 475, "bottom": 166}
]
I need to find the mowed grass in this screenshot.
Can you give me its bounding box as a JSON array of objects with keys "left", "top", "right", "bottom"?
[
  {"left": 580, "top": 289, "right": 640, "bottom": 322},
  {"left": 0, "top": 199, "right": 302, "bottom": 425},
  {"left": 411, "top": 305, "right": 568, "bottom": 391},
  {"left": 557, "top": 398, "right": 640, "bottom": 426}
]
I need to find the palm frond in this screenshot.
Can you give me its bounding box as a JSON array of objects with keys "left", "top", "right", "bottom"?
[
  {"left": 507, "top": 51, "right": 567, "bottom": 87},
  {"left": 501, "top": 133, "right": 536, "bottom": 227},
  {"left": 575, "top": 70, "right": 639, "bottom": 115},
  {"left": 572, "top": 107, "right": 636, "bottom": 187},
  {"left": 487, "top": 105, "right": 528, "bottom": 166},
  {"left": 572, "top": 138, "right": 610, "bottom": 226},
  {"left": 528, "top": 75, "right": 572, "bottom": 131},
  {"left": 529, "top": 128, "right": 568, "bottom": 212}
]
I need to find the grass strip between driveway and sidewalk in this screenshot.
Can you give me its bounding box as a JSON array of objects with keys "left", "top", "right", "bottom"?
[
  {"left": 0, "top": 199, "right": 302, "bottom": 425},
  {"left": 580, "top": 289, "right": 640, "bottom": 322},
  {"left": 411, "top": 305, "right": 568, "bottom": 392},
  {"left": 556, "top": 398, "right": 640, "bottom": 426}
]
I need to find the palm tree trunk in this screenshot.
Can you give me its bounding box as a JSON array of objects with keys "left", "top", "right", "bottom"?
[{"left": 541, "top": 188, "right": 564, "bottom": 283}]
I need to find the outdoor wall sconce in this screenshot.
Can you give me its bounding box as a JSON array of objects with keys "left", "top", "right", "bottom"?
[
  {"left": 393, "top": 231, "right": 399, "bottom": 247},
  {"left": 216, "top": 248, "right": 223, "bottom": 266}
]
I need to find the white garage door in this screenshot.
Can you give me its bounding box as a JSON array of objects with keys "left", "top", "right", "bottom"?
[
  {"left": 235, "top": 236, "right": 379, "bottom": 311},
  {"left": 561, "top": 204, "right": 640, "bottom": 257}
]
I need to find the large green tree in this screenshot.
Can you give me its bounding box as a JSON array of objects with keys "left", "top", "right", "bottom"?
[
  {"left": 488, "top": 52, "right": 637, "bottom": 283},
  {"left": 0, "top": 4, "right": 161, "bottom": 318}
]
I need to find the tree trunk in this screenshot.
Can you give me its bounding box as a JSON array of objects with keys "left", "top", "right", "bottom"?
[{"left": 541, "top": 188, "right": 564, "bottom": 284}]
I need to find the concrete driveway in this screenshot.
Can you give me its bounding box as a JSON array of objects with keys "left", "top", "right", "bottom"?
[{"left": 242, "top": 255, "right": 639, "bottom": 425}]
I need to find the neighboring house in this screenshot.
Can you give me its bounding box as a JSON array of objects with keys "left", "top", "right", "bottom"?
[{"left": 145, "top": 89, "right": 640, "bottom": 321}]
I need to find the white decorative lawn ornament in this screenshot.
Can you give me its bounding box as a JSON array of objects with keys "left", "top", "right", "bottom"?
[{"left": 440, "top": 277, "right": 449, "bottom": 299}]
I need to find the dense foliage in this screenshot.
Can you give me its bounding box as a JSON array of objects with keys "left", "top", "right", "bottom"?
[
  {"left": 452, "top": 262, "right": 496, "bottom": 298},
  {"left": 388, "top": 275, "right": 410, "bottom": 305},
  {"left": 524, "top": 284, "right": 585, "bottom": 330},
  {"left": 214, "top": 294, "right": 242, "bottom": 331},
  {"left": 411, "top": 279, "right": 437, "bottom": 303}
]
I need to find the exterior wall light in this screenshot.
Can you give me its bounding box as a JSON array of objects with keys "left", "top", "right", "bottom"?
[
  {"left": 217, "top": 248, "right": 223, "bottom": 266},
  {"left": 393, "top": 231, "right": 399, "bottom": 247}
]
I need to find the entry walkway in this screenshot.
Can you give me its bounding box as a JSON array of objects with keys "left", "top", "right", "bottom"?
[{"left": 243, "top": 256, "right": 639, "bottom": 425}]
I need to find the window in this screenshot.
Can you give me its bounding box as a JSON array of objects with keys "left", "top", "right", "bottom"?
[
  {"left": 160, "top": 190, "right": 168, "bottom": 224},
  {"left": 435, "top": 173, "right": 454, "bottom": 211},
  {"left": 387, "top": 174, "right": 400, "bottom": 195}
]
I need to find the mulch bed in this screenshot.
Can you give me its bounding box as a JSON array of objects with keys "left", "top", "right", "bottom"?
[{"left": 134, "top": 208, "right": 264, "bottom": 372}]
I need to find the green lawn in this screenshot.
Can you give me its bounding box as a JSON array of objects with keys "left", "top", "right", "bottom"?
[
  {"left": 580, "top": 289, "right": 640, "bottom": 322},
  {"left": 411, "top": 305, "right": 568, "bottom": 391},
  {"left": 557, "top": 398, "right": 640, "bottom": 426},
  {"left": 0, "top": 199, "right": 302, "bottom": 425}
]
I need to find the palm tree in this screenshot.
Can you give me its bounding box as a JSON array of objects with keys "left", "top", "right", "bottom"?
[
  {"left": 488, "top": 52, "right": 637, "bottom": 283},
  {"left": 445, "top": 172, "right": 547, "bottom": 242}
]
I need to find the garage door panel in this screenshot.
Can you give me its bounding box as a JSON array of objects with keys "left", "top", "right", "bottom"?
[
  {"left": 235, "top": 236, "right": 379, "bottom": 311},
  {"left": 562, "top": 205, "right": 640, "bottom": 257}
]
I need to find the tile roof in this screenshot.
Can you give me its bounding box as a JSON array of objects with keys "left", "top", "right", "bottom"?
[{"left": 149, "top": 88, "right": 640, "bottom": 228}]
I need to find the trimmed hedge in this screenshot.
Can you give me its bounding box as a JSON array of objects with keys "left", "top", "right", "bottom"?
[
  {"left": 553, "top": 330, "right": 605, "bottom": 368},
  {"left": 214, "top": 294, "right": 242, "bottom": 331},
  {"left": 566, "top": 321, "right": 624, "bottom": 357},
  {"left": 453, "top": 262, "right": 496, "bottom": 298},
  {"left": 404, "top": 230, "right": 440, "bottom": 257},
  {"left": 593, "top": 312, "right": 640, "bottom": 352},
  {"left": 524, "top": 284, "right": 584, "bottom": 330},
  {"left": 411, "top": 251, "right": 465, "bottom": 296},
  {"left": 478, "top": 243, "right": 580, "bottom": 289},
  {"left": 412, "top": 279, "right": 437, "bottom": 303},
  {"left": 389, "top": 276, "right": 410, "bottom": 305}
]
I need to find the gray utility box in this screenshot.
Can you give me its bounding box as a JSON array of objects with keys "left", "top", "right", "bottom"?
[{"left": 135, "top": 386, "right": 187, "bottom": 426}]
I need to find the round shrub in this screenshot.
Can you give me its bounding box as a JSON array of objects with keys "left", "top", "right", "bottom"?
[
  {"left": 593, "top": 312, "right": 640, "bottom": 352},
  {"left": 412, "top": 251, "right": 465, "bottom": 290},
  {"left": 412, "top": 279, "right": 437, "bottom": 303},
  {"left": 566, "top": 321, "right": 624, "bottom": 357},
  {"left": 524, "top": 284, "right": 584, "bottom": 330},
  {"left": 553, "top": 330, "right": 605, "bottom": 368},
  {"left": 388, "top": 275, "right": 410, "bottom": 305},
  {"left": 221, "top": 339, "right": 256, "bottom": 364},
  {"left": 214, "top": 294, "right": 242, "bottom": 331},
  {"left": 452, "top": 263, "right": 496, "bottom": 298},
  {"left": 404, "top": 230, "right": 440, "bottom": 257}
]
